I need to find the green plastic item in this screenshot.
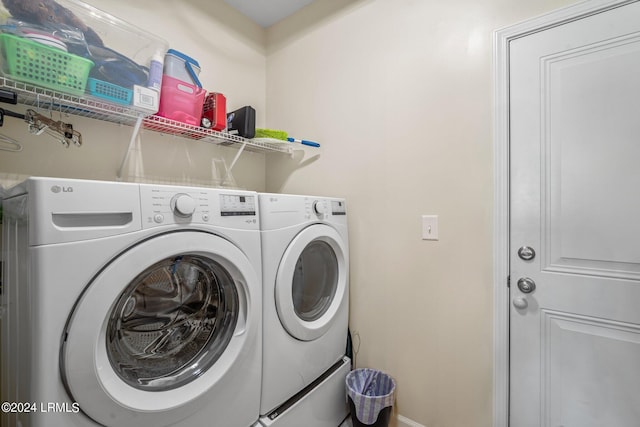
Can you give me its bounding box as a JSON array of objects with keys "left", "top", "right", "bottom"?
[
  {"left": 0, "top": 33, "right": 94, "bottom": 96},
  {"left": 255, "top": 128, "right": 288, "bottom": 141}
]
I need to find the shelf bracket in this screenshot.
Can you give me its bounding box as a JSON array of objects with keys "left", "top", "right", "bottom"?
[
  {"left": 117, "top": 115, "right": 144, "bottom": 181},
  {"left": 226, "top": 139, "right": 247, "bottom": 182}
]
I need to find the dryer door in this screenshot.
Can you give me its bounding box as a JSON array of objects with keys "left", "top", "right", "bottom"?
[
  {"left": 61, "top": 231, "right": 258, "bottom": 427},
  {"left": 275, "top": 224, "right": 348, "bottom": 341}
]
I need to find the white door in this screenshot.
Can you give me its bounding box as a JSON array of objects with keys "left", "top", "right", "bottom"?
[{"left": 510, "top": 2, "right": 640, "bottom": 426}]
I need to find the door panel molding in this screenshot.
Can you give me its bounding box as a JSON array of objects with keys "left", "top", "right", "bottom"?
[
  {"left": 541, "top": 310, "right": 640, "bottom": 426},
  {"left": 541, "top": 35, "right": 640, "bottom": 281},
  {"left": 493, "top": 1, "right": 636, "bottom": 426}
]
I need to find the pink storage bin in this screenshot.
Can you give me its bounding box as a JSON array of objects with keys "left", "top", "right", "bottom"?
[{"left": 157, "top": 75, "right": 205, "bottom": 126}]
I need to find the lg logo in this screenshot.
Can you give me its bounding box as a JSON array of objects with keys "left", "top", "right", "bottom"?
[{"left": 50, "top": 185, "right": 73, "bottom": 193}]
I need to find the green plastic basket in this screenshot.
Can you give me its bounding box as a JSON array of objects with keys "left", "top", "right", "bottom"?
[{"left": 0, "top": 33, "right": 94, "bottom": 96}]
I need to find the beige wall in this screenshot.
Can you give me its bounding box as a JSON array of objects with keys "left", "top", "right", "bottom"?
[
  {"left": 265, "top": 0, "right": 574, "bottom": 426},
  {"left": 0, "top": 0, "right": 268, "bottom": 191}
]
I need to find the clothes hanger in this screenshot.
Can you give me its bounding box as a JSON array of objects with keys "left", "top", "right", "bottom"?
[
  {"left": 25, "top": 109, "right": 82, "bottom": 147},
  {"left": 0, "top": 107, "right": 24, "bottom": 152},
  {"left": 0, "top": 107, "right": 82, "bottom": 149},
  {"left": 0, "top": 133, "right": 22, "bottom": 152}
]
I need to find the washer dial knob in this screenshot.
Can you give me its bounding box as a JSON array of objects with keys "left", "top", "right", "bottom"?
[
  {"left": 171, "top": 193, "right": 196, "bottom": 217},
  {"left": 312, "top": 200, "right": 326, "bottom": 215}
]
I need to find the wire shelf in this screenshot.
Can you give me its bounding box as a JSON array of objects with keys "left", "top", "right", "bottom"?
[
  {"left": 1, "top": 76, "right": 141, "bottom": 124},
  {"left": 0, "top": 76, "right": 293, "bottom": 154},
  {"left": 141, "top": 115, "right": 292, "bottom": 154}
]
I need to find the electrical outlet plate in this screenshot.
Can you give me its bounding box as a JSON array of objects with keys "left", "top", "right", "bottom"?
[{"left": 422, "top": 215, "right": 439, "bottom": 240}]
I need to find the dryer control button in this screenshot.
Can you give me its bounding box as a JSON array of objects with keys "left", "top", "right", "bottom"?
[
  {"left": 312, "top": 200, "right": 326, "bottom": 215},
  {"left": 171, "top": 194, "right": 196, "bottom": 217},
  {"left": 154, "top": 214, "right": 164, "bottom": 223}
]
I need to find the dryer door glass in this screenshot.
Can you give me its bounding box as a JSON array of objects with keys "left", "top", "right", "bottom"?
[
  {"left": 106, "top": 254, "right": 239, "bottom": 391},
  {"left": 292, "top": 240, "right": 339, "bottom": 321}
]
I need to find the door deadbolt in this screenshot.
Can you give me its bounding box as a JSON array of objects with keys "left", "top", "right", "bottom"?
[
  {"left": 517, "top": 277, "right": 536, "bottom": 294},
  {"left": 517, "top": 246, "right": 536, "bottom": 261}
]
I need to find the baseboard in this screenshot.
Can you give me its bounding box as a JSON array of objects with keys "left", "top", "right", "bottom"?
[{"left": 397, "top": 414, "right": 426, "bottom": 427}]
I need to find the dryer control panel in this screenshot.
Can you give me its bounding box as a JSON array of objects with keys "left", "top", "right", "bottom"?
[
  {"left": 259, "top": 193, "right": 347, "bottom": 230},
  {"left": 306, "top": 198, "right": 347, "bottom": 218},
  {"left": 331, "top": 200, "right": 346, "bottom": 215},
  {"left": 140, "top": 185, "right": 258, "bottom": 229}
]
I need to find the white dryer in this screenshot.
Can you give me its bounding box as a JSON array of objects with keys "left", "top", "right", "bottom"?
[
  {"left": 1, "top": 177, "right": 262, "bottom": 427},
  {"left": 258, "top": 193, "right": 350, "bottom": 421}
]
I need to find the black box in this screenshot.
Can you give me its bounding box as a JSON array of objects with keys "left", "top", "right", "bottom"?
[{"left": 226, "top": 106, "right": 255, "bottom": 139}]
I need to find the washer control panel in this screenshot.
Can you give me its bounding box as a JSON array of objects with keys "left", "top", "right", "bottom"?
[
  {"left": 140, "top": 185, "right": 258, "bottom": 229},
  {"left": 220, "top": 194, "right": 256, "bottom": 216}
]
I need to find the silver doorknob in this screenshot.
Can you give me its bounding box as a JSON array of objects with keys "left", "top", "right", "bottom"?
[
  {"left": 517, "top": 246, "right": 536, "bottom": 261},
  {"left": 513, "top": 297, "right": 528, "bottom": 309},
  {"left": 517, "top": 277, "right": 536, "bottom": 294}
]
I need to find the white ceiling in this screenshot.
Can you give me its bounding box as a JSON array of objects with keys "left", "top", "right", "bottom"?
[{"left": 223, "top": 0, "right": 315, "bottom": 28}]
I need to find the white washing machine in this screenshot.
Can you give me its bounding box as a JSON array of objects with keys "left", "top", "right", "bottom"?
[
  {"left": 1, "top": 177, "right": 262, "bottom": 427},
  {"left": 258, "top": 193, "right": 350, "bottom": 425}
]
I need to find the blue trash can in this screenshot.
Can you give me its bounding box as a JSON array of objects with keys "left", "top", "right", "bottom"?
[{"left": 346, "top": 368, "right": 396, "bottom": 427}]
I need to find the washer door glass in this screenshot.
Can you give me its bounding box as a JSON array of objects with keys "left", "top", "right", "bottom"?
[
  {"left": 292, "top": 240, "right": 339, "bottom": 322},
  {"left": 106, "top": 254, "right": 238, "bottom": 391}
]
